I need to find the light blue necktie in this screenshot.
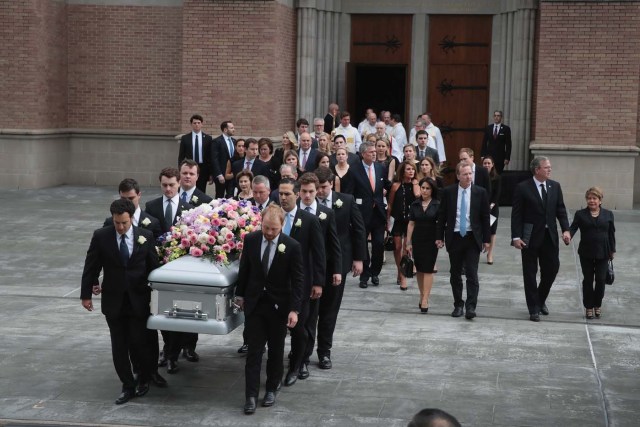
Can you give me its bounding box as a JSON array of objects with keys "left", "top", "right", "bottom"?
[
  {"left": 283, "top": 213, "right": 292, "bottom": 235},
  {"left": 459, "top": 189, "right": 467, "bottom": 236}
]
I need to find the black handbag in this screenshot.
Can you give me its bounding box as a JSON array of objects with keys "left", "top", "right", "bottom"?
[
  {"left": 400, "top": 255, "right": 414, "bottom": 278},
  {"left": 605, "top": 259, "right": 614, "bottom": 285},
  {"left": 384, "top": 235, "right": 394, "bottom": 251}
]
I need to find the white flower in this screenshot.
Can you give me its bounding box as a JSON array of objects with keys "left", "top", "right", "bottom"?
[
  {"left": 334, "top": 199, "right": 343, "bottom": 208},
  {"left": 319, "top": 212, "right": 327, "bottom": 220},
  {"left": 137, "top": 236, "right": 147, "bottom": 245},
  {"left": 141, "top": 217, "right": 151, "bottom": 226},
  {"left": 278, "top": 243, "right": 286, "bottom": 253},
  {"left": 191, "top": 195, "right": 199, "bottom": 203},
  {"left": 295, "top": 219, "right": 302, "bottom": 228}
]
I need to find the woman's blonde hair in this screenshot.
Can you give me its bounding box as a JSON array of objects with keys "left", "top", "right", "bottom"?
[
  {"left": 585, "top": 186, "right": 603, "bottom": 200},
  {"left": 282, "top": 131, "right": 298, "bottom": 151}
]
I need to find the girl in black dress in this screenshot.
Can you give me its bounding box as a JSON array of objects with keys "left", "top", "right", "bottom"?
[
  {"left": 405, "top": 177, "right": 440, "bottom": 312},
  {"left": 482, "top": 156, "right": 501, "bottom": 264},
  {"left": 387, "top": 161, "right": 420, "bottom": 290},
  {"left": 332, "top": 147, "right": 355, "bottom": 194},
  {"left": 375, "top": 137, "right": 399, "bottom": 182}
]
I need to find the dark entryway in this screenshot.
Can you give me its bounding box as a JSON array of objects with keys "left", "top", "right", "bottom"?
[{"left": 347, "top": 64, "right": 407, "bottom": 124}]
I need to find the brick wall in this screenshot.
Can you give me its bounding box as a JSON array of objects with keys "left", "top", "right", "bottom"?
[
  {"left": 180, "top": 0, "right": 296, "bottom": 136},
  {"left": 535, "top": 1, "right": 640, "bottom": 147},
  {"left": 0, "top": 0, "right": 67, "bottom": 129},
  {"left": 67, "top": 4, "right": 182, "bottom": 131}
]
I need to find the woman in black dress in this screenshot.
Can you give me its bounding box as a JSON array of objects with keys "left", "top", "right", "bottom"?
[
  {"left": 375, "top": 137, "right": 399, "bottom": 182},
  {"left": 405, "top": 177, "right": 440, "bottom": 312},
  {"left": 332, "top": 147, "right": 355, "bottom": 194},
  {"left": 387, "top": 161, "right": 420, "bottom": 290},
  {"left": 482, "top": 156, "right": 501, "bottom": 264},
  {"left": 569, "top": 186, "right": 616, "bottom": 319}
]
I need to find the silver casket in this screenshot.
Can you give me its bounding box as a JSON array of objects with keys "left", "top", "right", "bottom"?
[{"left": 147, "top": 255, "right": 244, "bottom": 334}]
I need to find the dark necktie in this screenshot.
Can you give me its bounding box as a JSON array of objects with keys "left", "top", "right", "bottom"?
[
  {"left": 194, "top": 134, "right": 200, "bottom": 164},
  {"left": 320, "top": 199, "right": 328, "bottom": 207},
  {"left": 181, "top": 191, "right": 188, "bottom": 204},
  {"left": 227, "top": 137, "right": 234, "bottom": 157},
  {"left": 540, "top": 183, "right": 548, "bottom": 209},
  {"left": 119, "top": 234, "right": 129, "bottom": 266},
  {"left": 164, "top": 200, "right": 173, "bottom": 229},
  {"left": 305, "top": 206, "right": 311, "bottom": 213},
  {"left": 262, "top": 240, "right": 272, "bottom": 276},
  {"left": 493, "top": 126, "right": 498, "bottom": 139}
]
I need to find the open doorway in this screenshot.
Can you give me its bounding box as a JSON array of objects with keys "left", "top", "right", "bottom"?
[{"left": 347, "top": 64, "right": 407, "bottom": 125}]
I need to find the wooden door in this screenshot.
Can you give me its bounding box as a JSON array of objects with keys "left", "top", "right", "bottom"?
[{"left": 427, "top": 15, "right": 492, "bottom": 177}]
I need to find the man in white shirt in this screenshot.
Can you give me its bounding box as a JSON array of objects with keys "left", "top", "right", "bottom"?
[
  {"left": 358, "top": 111, "right": 377, "bottom": 138},
  {"left": 382, "top": 111, "right": 393, "bottom": 135},
  {"left": 334, "top": 111, "right": 362, "bottom": 154},
  {"left": 424, "top": 113, "right": 447, "bottom": 163},
  {"left": 389, "top": 114, "right": 407, "bottom": 160},
  {"left": 408, "top": 118, "right": 427, "bottom": 146}
]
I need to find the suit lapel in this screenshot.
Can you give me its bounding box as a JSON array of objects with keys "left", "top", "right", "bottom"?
[
  {"left": 267, "top": 235, "right": 282, "bottom": 278},
  {"left": 290, "top": 210, "right": 301, "bottom": 238}
]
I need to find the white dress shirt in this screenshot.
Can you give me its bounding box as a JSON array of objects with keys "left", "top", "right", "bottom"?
[
  {"left": 301, "top": 200, "right": 317, "bottom": 215},
  {"left": 163, "top": 194, "right": 180, "bottom": 222},
  {"left": 426, "top": 123, "right": 446, "bottom": 162},
  {"left": 132, "top": 207, "right": 141, "bottom": 227},
  {"left": 116, "top": 226, "right": 134, "bottom": 257},
  {"left": 318, "top": 194, "right": 332, "bottom": 209}
]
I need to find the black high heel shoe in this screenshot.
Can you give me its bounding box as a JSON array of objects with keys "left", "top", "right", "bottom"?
[{"left": 420, "top": 306, "right": 429, "bottom": 313}]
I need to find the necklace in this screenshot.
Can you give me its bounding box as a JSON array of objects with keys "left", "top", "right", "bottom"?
[{"left": 590, "top": 209, "right": 600, "bottom": 217}]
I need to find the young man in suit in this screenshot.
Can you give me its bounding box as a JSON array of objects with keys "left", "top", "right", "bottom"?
[
  {"left": 231, "top": 139, "right": 269, "bottom": 192},
  {"left": 211, "top": 120, "right": 236, "bottom": 198},
  {"left": 103, "top": 178, "right": 161, "bottom": 240},
  {"left": 481, "top": 110, "right": 512, "bottom": 174},
  {"left": 235, "top": 205, "right": 305, "bottom": 414},
  {"left": 144, "top": 167, "right": 194, "bottom": 372},
  {"left": 81, "top": 199, "right": 160, "bottom": 404},
  {"left": 312, "top": 167, "right": 366, "bottom": 369},
  {"left": 179, "top": 159, "right": 213, "bottom": 207},
  {"left": 458, "top": 147, "right": 491, "bottom": 193},
  {"left": 277, "top": 178, "right": 325, "bottom": 387},
  {"left": 177, "top": 114, "right": 214, "bottom": 192},
  {"left": 436, "top": 162, "right": 491, "bottom": 320},
  {"left": 511, "top": 156, "right": 570, "bottom": 322},
  {"left": 351, "top": 141, "right": 391, "bottom": 288},
  {"left": 297, "top": 173, "right": 341, "bottom": 380},
  {"left": 415, "top": 130, "right": 440, "bottom": 166}
]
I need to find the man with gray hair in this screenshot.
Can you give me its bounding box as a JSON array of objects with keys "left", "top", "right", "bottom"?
[
  {"left": 310, "top": 117, "right": 325, "bottom": 140},
  {"left": 358, "top": 110, "right": 377, "bottom": 138},
  {"left": 270, "top": 164, "right": 298, "bottom": 201},
  {"left": 249, "top": 175, "right": 273, "bottom": 211}
]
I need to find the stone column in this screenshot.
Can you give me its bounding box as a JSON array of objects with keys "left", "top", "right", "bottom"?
[{"left": 409, "top": 14, "right": 429, "bottom": 123}]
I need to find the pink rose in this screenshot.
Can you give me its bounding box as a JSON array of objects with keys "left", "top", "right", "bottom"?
[
  {"left": 190, "top": 247, "right": 203, "bottom": 257},
  {"left": 236, "top": 242, "right": 243, "bottom": 250},
  {"left": 180, "top": 238, "right": 190, "bottom": 248},
  {"left": 225, "top": 232, "right": 234, "bottom": 240},
  {"left": 211, "top": 218, "right": 221, "bottom": 227},
  {"left": 207, "top": 235, "right": 216, "bottom": 245},
  {"left": 227, "top": 241, "right": 236, "bottom": 249}
]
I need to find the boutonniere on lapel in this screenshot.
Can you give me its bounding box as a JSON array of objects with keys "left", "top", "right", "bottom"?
[
  {"left": 141, "top": 217, "right": 151, "bottom": 226},
  {"left": 278, "top": 243, "right": 286, "bottom": 254},
  {"left": 137, "top": 236, "right": 147, "bottom": 245},
  {"left": 295, "top": 219, "right": 302, "bottom": 228},
  {"left": 319, "top": 212, "right": 327, "bottom": 220},
  {"left": 334, "top": 199, "right": 343, "bottom": 208},
  {"left": 191, "top": 195, "right": 199, "bottom": 204}
]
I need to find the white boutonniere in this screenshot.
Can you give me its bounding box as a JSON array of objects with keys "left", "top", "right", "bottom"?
[
  {"left": 295, "top": 219, "right": 302, "bottom": 228},
  {"left": 141, "top": 217, "right": 151, "bottom": 226},
  {"left": 191, "top": 195, "right": 199, "bottom": 204},
  {"left": 278, "top": 243, "right": 286, "bottom": 253},
  {"left": 319, "top": 212, "right": 327, "bottom": 220},
  {"left": 334, "top": 199, "right": 343, "bottom": 208},
  {"left": 137, "top": 236, "right": 147, "bottom": 245}
]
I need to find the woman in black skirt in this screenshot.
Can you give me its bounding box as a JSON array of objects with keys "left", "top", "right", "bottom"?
[{"left": 482, "top": 156, "right": 501, "bottom": 264}]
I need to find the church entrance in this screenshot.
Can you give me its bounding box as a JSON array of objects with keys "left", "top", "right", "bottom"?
[{"left": 348, "top": 64, "right": 407, "bottom": 125}]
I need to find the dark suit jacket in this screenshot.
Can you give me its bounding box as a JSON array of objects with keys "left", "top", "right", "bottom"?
[
  {"left": 298, "top": 148, "right": 319, "bottom": 172},
  {"left": 81, "top": 226, "right": 159, "bottom": 318},
  {"left": 248, "top": 197, "right": 276, "bottom": 211},
  {"left": 416, "top": 146, "right": 440, "bottom": 166},
  {"left": 235, "top": 231, "right": 304, "bottom": 318},
  {"left": 473, "top": 165, "right": 491, "bottom": 193},
  {"left": 298, "top": 202, "right": 342, "bottom": 278},
  {"left": 289, "top": 208, "right": 326, "bottom": 296},
  {"left": 327, "top": 191, "right": 367, "bottom": 274},
  {"left": 481, "top": 123, "right": 512, "bottom": 168},
  {"left": 324, "top": 113, "right": 338, "bottom": 134},
  {"left": 436, "top": 184, "right": 491, "bottom": 251},
  {"left": 103, "top": 211, "right": 162, "bottom": 240},
  {"left": 231, "top": 158, "right": 270, "bottom": 185},
  {"left": 184, "top": 188, "right": 213, "bottom": 206},
  {"left": 144, "top": 197, "right": 194, "bottom": 234},
  {"left": 351, "top": 161, "right": 390, "bottom": 227},
  {"left": 178, "top": 132, "right": 214, "bottom": 175},
  {"left": 211, "top": 134, "right": 234, "bottom": 179},
  {"left": 569, "top": 208, "right": 616, "bottom": 259},
  {"left": 329, "top": 152, "right": 360, "bottom": 167},
  {"left": 511, "top": 178, "right": 570, "bottom": 250}
]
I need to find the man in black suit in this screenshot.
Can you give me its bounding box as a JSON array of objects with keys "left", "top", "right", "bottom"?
[
  {"left": 458, "top": 147, "right": 491, "bottom": 193},
  {"left": 102, "top": 178, "right": 162, "bottom": 240},
  {"left": 144, "top": 167, "right": 194, "bottom": 372},
  {"left": 211, "top": 120, "right": 236, "bottom": 198},
  {"left": 481, "top": 110, "right": 512, "bottom": 174},
  {"left": 179, "top": 159, "right": 213, "bottom": 207},
  {"left": 277, "top": 178, "right": 325, "bottom": 387},
  {"left": 235, "top": 205, "right": 304, "bottom": 414},
  {"left": 297, "top": 173, "right": 341, "bottom": 380},
  {"left": 511, "top": 156, "right": 570, "bottom": 322},
  {"left": 324, "top": 103, "right": 339, "bottom": 134},
  {"left": 298, "top": 132, "right": 318, "bottom": 172},
  {"left": 295, "top": 118, "right": 318, "bottom": 149},
  {"left": 436, "top": 162, "right": 491, "bottom": 320},
  {"left": 351, "top": 141, "right": 390, "bottom": 288},
  {"left": 231, "top": 139, "right": 269, "bottom": 192},
  {"left": 81, "top": 199, "right": 160, "bottom": 404},
  {"left": 178, "top": 114, "right": 214, "bottom": 192},
  {"left": 415, "top": 130, "right": 440, "bottom": 166},
  {"left": 312, "top": 167, "right": 366, "bottom": 369}
]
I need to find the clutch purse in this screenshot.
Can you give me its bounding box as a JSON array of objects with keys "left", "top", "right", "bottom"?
[
  {"left": 400, "top": 255, "right": 414, "bottom": 278},
  {"left": 605, "top": 259, "right": 614, "bottom": 285}
]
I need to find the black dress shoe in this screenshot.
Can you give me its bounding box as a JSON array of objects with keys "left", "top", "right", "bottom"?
[
  {"left": 318, "top": 355, "right": 332, "bottom": 370},
  {"left": 371, "top": 276, "right": 380, "bottom": 286},
  {"left": 115, "top": 390, "right": 134, "bottom": 405},
  {"left": 135, "top": 382, "right": 149, "bottom": 397},
  {"left": 530, "top": 313, "right": 540, "bottom": 322},
  {"left": 167, "top": 360, "right": 179, "bottom": 374},
  {"left": 244, "top": 397, "right": 257, "bottom": 414},
  {"left": 262, "top": 391, "right": 276, "bottom": 407},
  {"left": 298, "top": 363, "right": 309, "bottom": 379},
  {"left": 238, "top": 343, "right": 248, "bottom": 353},
  {"left": 465, "top": 308, "right": 476, "bottom": 320},
  {"left": 184, "top": 349, "right": 200, "bottom": 362},
  {"left": 150, "top": 372, "right": 167, "bottom": 387},
  {"left": 157, "top": 351, "right": 167, "bottom": 367},
  {"left": 284, "top": 371, "right": 298, "bottom": 386},
  {"left": 540, "top": 304, "right": 549, "bottom": 315},
  {"left": 359, "top": 281, "right": 368, "bottom": 289},
  {"left": 451, "top": 307, "right": 464, "bottom": 317}
]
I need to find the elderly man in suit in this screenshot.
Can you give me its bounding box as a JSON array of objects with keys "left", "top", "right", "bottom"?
[
  {"left": 351, "top": 141, "right": 391, "bottom": 288},
  {"left": 81, "top": 199, "right": 160, "bottom": 404},
  {"left": 177, "top": 114, "right": 214, "bottom": 192},
  {"left": 511, "top": 156, "right": 570, "bottom": 322},
  {"left": 436, "top": 162, "right": 491, "bottom": 320},
  {"left": 481, "top": 110, "right": 512, "bottom": 174},
  {"left": 235, "top": 205, "right": 305, "bottom": 414}
]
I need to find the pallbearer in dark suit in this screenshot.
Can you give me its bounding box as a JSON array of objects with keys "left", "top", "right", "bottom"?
[
  {"left": 297, "top": 173, "right": 342, "bottom": 379},
  {"left": 178, "top": 114, "right": 214, "bottom": 192},
  {"left": 235, "top": 205, "right": 305, "bottom": 414},
  {"left": 313, "top": 167, "right": 366, "bottom": 369},
  {"left": 480, "top": 110, "right": 512, "bottom": 174},
  {"left": 102, "top": 178, "right": 162, "bottom": 240},
  {"left": 81, "top": 199, "right": 161, "bottom": 405},
  {"left": 211, "top": 120, "right": 236, "bottom": 198},
  {"left": 277, "top": 178, "right": 325, "bottom": 387},
  {"left": 436, "top": 162, "right": 491, "bottom": 320},
  {"left": 511, "top": 156, "right": 570, "bottom": 322},
  {"left": 179, "top": 159, "right": 213, "bottom": 207}
]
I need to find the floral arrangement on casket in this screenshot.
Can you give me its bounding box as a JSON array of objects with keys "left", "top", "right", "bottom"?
[{"left": 157, "top": 198, "right": 261, "bottom": 265}]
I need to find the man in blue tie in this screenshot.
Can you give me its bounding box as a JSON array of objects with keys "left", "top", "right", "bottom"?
[{"left": 435, "top": 162, "right": 491, "bottom": 319}]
